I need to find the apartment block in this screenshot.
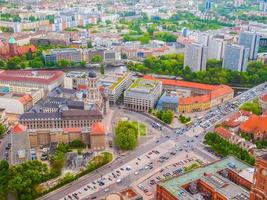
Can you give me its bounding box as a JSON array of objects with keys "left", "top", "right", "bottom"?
[
  {"left": 184, "top": 43, "right": 208, "bottom": 72},
  {"left": 222, "top": 44, "right": 250, "bottom": 72}
]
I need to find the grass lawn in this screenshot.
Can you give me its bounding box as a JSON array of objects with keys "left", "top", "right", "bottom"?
[{"left": 131, "top": 121, "right": 147, "bottom": 136}]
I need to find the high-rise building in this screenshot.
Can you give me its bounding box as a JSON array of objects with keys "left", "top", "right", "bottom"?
[
  {"left": 239, "top": 31, "right": 260, "bottom": 60},
  {"left": 250, "top": 154, "right": 267, "bottom": 200},
  {"left": 259, "top": 0, "right": 267, "bottom": 12},
  {"left": 208, "top": 37, "right": 225, "bottom": 60},
  {"left": 223, "top": 44, "right": 250, "bottom": 72},
  {"left": 234, "top": 0, "right": 245, "bottom": 7},
  {"left": 196, "top": 33, "right": 210, "bottom": 46},
  {"left": 184, "top": 43, "right": 208, "bottom": 72},
  {"left": 204, "top": 0, "right": 212, "bottom": 11}
]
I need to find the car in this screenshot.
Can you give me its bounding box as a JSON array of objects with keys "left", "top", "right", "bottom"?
[
  {"left": 116, "top": 179, "right": 121, "bottom": 183},
  {"left": 144, "top": 166, "right": 149, "bottom": 170},
  {"left": 134, "top": 171, "right": 139, "bottom": 175},
  {"left": 91, "top": 196, "right": 97, "bottom": 200},
  {"left": 104, "top": 188, "right": 109, "bottom": 192},
  {"left": 126, "top": 165, "right": 132, "bottom": 170},
  {"left": 84, "top": 187, "right": 88, "bottom": 191}
]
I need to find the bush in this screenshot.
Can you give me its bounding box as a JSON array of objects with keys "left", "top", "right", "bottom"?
[
  {"left": 179, "top": 114, "right": 191, "bottom": 124},
  {"left": 69, "top": 140, "right": 85, "bottom": 149},
  {"left": 154, "top": 110, "right": 174, "bottom": 124}
]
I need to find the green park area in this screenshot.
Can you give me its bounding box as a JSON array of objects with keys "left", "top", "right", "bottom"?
[{"left": 115, "top": 120, "right": 147, "bottom": 150}]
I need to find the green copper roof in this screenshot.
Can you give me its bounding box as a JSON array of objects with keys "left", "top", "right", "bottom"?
[{"left": 8, "top": 36, "right": 16, "bottom": 44}]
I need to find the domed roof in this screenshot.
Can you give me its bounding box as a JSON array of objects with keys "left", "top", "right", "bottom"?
[
  {"left": 88, "top": 70, "right": 97, "bottom": 78},
  {"left": 9, "top": 36, "right": 16, "bottom": 44}
]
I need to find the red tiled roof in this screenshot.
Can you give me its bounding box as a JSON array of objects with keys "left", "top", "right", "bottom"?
[
  {"left": 261, "top": 93, "right": 267, "bottom": 102},
  {"left": 77, "top": 85, "right": 87, "bottom": 90},
  {"left": 0, "top": 70, "right": 64, "bottom": 84},
  {"left": 63, "top": 127, "right": 82, "bottom": 133},
  {"left": 144, "top": 75, "right": 218, "bottom": 91},
  {"left": 19, "top": 94, "right": 32, "bottom": 105},
  {"left": 91, "top": 122, "right": 105, "bottom": 135},
  {"left": 143, "top": 75, "right": 233, "bottom": 106},
  {"left": 12, "top": 124, "right": 27, "bottom": 134},
  {"left": 179, "top": 94, "right": 210, "bottom": 105},
  {"left": 215, "top": 127, "right": 232, "bottom": 139},
  {"left": 240, "top": 115, "right": 267, "bottom": 135},
  {"left": 17, "top": 45, "right": 37, "bottom": 55}
]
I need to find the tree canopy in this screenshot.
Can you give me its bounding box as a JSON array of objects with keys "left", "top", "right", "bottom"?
[{"left": 115, "top": 121, "right": 138, "bottom": 150}]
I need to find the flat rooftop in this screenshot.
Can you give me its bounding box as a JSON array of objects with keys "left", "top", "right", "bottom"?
[
  {"left": 127, "top": 78, "right": 160, "bottom": 94},
  {"left": 159, "top": 156, "right": 252, "bottom": 200}
]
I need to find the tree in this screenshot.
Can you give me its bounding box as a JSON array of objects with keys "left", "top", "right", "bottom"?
[
  {"left": 58, "top": 59, "right": 70, "bottom": 68},
  {"left": 0, "top": 60, "right": 6, "bottom": 69},
  {"left": 105, "top": 20, "right": 112, "bottom": 25},
  {"left": 0, "top": 160, "right": 9, "bottom": 199},
  {"left": 8, "top": 160, "right": 49, "bottom": 200},
  {"left": 91, "top": 55, "right": 103, "bottom": 63},
  {"left": 206, "top": 59, "right": 222, "bottom": 69},
  {"left": 115, "top": 128, "right": 137, "bottom": 150},
  {"left": 100, "top": 63, "right": 105, "bottom": 75},
  {"left": 0, "top": 124, "right": 6, "bottom": 137},
  {"left": 161, "top": 110, "right": 174, "bottom": 124},
  {"left": 115, "top": 121, "right": 138, "bottom": 150},
  {"left": 121, "top": 53, "right": 127, "bottom": 59},
  {"left": 87, "top": 41, "right": 93, "bottom": 48},
  {"left": 240, "top": 99, "right": 262, "bottom": 115},
  {"left": 6, "top": 57, "right": 20, "bottom": 69},
  {"left": 80, "top": 60, "right": 86, "bottom": 67}
]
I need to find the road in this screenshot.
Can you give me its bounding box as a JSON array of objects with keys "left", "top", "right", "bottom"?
[{"left": 39, "top": 81, "right": 267, "bottom": 200}]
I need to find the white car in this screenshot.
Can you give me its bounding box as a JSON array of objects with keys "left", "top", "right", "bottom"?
[
  {"left": 116, "top": 179, "right": 121, "bottom": 183},
  {"left": 104, "top": 188, "right": 109, "bottom": 192},
  {"left": 134, "top": 171, "right": 139, "bottom": 175}
]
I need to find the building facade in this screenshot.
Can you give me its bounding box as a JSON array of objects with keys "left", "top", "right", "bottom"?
[
  {"left": 222, "top": 44, "right": 250, "bottom": 72},
  {"left": 124, "top": 79, "right": 162, "bottom": 112},
  {"left": 250, "top": 154, "right": 267, "bottom": 200},
  {"left": 184, "top": 43, "right": 208, "bottom": 72},
  {"left": 43, "top": 48, "right": 82, "bottom": 64},
  {"left": 19, "top": 109, "right": 103, "bottom": 130},
  {"left": 0, "top": 70, "right": 64, "bottom": 92},
  {"left": 239, "top": 31, "right": 260, "bottom": 60}
]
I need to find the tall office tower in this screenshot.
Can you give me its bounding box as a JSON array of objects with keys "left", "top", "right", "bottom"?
[
  {"left": 222, "top": 44, "right": 250, "bottom": 72},
  {"left": 184, "top": 43, "right": 208, "bottom": 72},
  {"left": 250, "top": 154, "right": 267, "bottom": 200},
  {"left": 239, "top": 31, "right": 260, "bottom": 60},
  {"left": 259, "top": 0, "right": 267, "bottom": 12},
  {"left": 234, "top": 0, "right": 245, "bottom": 7},
  {"left": 208, "top": 37, "right": 224, "bottom": 60},
  {"left": 204, "top": 0, "right": 212, "bottom": 11},
  {"left": 196, "top": 33, "right": 210, "bottom": 46}
]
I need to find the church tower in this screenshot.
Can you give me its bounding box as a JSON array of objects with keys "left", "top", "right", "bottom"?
[
  {"left": 85, "top": 70, "right": 103, "bottom": 110},
  {"left": 8, "top": 36, "right": 17, "bottom": 57}
]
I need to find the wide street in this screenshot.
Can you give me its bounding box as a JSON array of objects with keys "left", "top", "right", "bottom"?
[{"left": 39, "top": 81, "right": 267, "bottom": 200}]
